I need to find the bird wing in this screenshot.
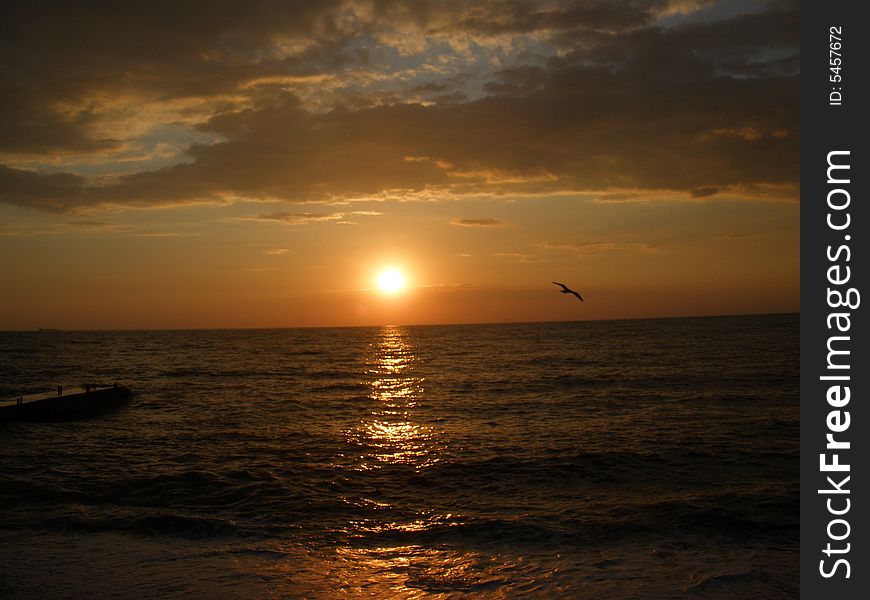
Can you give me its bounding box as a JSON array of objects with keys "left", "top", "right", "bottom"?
[
  {"left": 552, "top": 281, "right": 568, "bottom": 290},
  {"left": 571, "top": 291, "right": 584, "bottom": 302}
]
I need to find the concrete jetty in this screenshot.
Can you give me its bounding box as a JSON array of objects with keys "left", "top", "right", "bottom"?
[{"left": 0, "top": 384, "right": 132, "bottom": 423}]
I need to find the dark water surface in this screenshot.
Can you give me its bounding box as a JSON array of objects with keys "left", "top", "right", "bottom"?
[{"left": 0, "top": 315, "right": 799, "bottom": 598}]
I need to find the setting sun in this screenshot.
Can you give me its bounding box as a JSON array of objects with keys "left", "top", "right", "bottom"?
[{"left": 376, "top": 268, "right": 406, "bottom": 294}]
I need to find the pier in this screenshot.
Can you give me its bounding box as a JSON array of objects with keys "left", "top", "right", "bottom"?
[{"left": 0, "top": 384, "right": 132, "bottom": 423}]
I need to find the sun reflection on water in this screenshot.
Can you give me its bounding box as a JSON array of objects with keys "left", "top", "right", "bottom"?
[
  {"left": 327, "top": 327, "right": 502, "bottom": 595},
  {"left": 325, "top": 545, "right": 508, "bottom": 598},
  {"left": 346, "top": 325, "right": 441, "bottom": 470}
]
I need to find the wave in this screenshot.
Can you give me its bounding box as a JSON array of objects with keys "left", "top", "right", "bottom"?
[
  {"left": 684, "top": 569, "right": 781, "bottom": 594},
  {"left": 400, "top": 450, "right": 792, "bottom": 485},
  {"left": 5, "top": 508, "right": 243, "bottom": 539},
  {"left": 308, "top": 382, "right": 369, "bottom": 393},
  {"left": 159, "top": 368, "right": 300, "bottom": 379}
]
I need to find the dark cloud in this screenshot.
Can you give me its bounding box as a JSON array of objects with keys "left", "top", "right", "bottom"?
[
  {"left": 689, "top": 186, "right": 719, "bottom": 199},
  {"left": 370, "top": 0, "right": 679, "bottom": 35},
  {"left": 64, "top": 221, "right": 118, "bottom": 229},
  {"left": 0, "top": 222, "right": 21, "bottom": 236},
  {"left": 0, "top": 1, "right": 350, "bottom": 95},
  {"left": 0, "top": 165, "right": 89, "bottom": 212},
  {"left": 0, "top": 92, "right": 121, "bottom": 154},
  {"left": 451, "top": 218, "right": 505, "bottom": 227},
  {"left": 1, "top": 0, "right": 350, "bottom": 153},
  {"left": 544, "top": 241, "right": 661, "bottom": 253},
  {"left": 492, "top": 251, "right": 543, "bottom": 262},
  {"left": 246, "top": 211, "right": 346, "bottom": 224},
  {"left": 0, "top": 1, "right": 798, "bottom": 212}
]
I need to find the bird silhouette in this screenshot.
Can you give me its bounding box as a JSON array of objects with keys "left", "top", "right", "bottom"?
[{"left": 552, "top": 281, "right": 584, "bottom": 302}]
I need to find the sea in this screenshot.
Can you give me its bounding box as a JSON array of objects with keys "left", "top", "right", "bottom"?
[{"left": 0, "top": 314, "right": 799, "bottom": 599}]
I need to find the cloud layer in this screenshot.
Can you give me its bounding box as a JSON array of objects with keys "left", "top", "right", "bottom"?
[{"left": 1, "top": 1, "right": 798, "bottom": 213}]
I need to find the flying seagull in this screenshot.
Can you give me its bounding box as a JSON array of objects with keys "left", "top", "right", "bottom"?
[{"left": 553, "top": 281, "right": 584, "bottom": 302}]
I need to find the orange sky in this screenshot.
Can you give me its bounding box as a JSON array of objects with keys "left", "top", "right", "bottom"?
[{"left": 0, "top": 1, "right": 799, "bottom": 329}]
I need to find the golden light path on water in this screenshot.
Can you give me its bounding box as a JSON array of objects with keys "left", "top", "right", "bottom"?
[
  {"left": 271, "top": 326, "right": 531, "bottom": 597},
  {"left": 354, "top": 326, "right": 437, "bottom": 470},
  {"left": 323, "top": 326, "right": 500, "bottom": 596}
]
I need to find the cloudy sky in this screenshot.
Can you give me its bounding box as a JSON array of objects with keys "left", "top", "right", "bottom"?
[{"left": 0, "top": 0, "right": 798, "bottom": 329}]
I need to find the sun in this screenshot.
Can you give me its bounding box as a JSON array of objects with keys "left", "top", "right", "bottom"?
[{"left": 376, "top": 268, "right": 406, "bottom": 294}]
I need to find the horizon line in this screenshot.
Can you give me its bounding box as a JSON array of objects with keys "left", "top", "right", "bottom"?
[{"left": 1, "top": 310, "right": 799, "bottom": 334}]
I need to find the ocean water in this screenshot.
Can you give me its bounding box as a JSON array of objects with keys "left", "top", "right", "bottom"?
[{"left": 0, "top": 314, "right": 798, "bottom": 598}]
